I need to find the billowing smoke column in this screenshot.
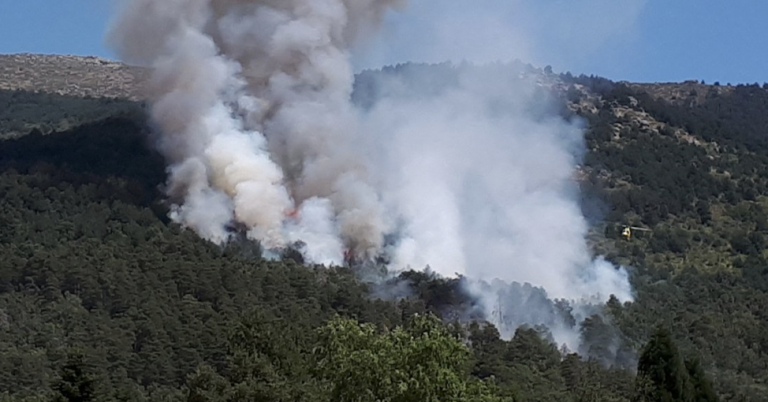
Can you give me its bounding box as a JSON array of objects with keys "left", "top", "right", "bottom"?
[
  {"left": 372, "top": 74, "right": 632, "bottom": 299},
  {"left": 108, "top": 0, "right": 404, "bottom": 264},
  {"left": 356, "top": 63, "right": 633, "bottom": 350},
  {"left": 108, "top": 0, "right": 633, "bottom": 350}
]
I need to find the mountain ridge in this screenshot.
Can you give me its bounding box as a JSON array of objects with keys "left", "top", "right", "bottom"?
[
  {"left": 2, "top": 52, "right": 768, "bottom": 401},
  {"left": 0, "top": 53, "right": 749, "bottom": 102},
  {"left": 0, "top": 53, "right": 149, "bottom": 100}
]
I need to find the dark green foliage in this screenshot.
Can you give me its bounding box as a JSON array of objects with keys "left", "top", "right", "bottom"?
[
  {"left": 465, "top": 322, "right": 634, "bottom": 402},
  {"left": 184, "top": 314, "right": 509, "bottom": 402},
  {"left": 53, "top": 351, "right": 97, "bottom": 402},
  {"left": 3, "top": 66, "right": 768, "bottom": 402},
  {"left": 579, "top": 314, "right": 635, "bottom": 369},
  {"left": 633, "top": 327, "right": 719, "bottom": 402},
  {"left": 575, "top": 79, "right": 768, "bottom": 401},
  {"left": 0, "top": 89, "right": 144, "bottom": 139},
  {"left": 685, "top": 358, "right": 719, "bottom": 402},
  {"left": 634, "top": 327, "right": 691, "bottom": 402},
  {"left": 0, "top": 116, "right": 164, "bottom": 208},
  {"left": 0, "top": 113, "right": 403, "bottom": 400},
  {"left": 0, "top": 94, "right": 637, "bottom": 402}
]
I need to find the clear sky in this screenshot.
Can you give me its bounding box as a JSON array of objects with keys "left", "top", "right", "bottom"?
[{"left": 0, "top": 0, "right": 765, "bottom": 84}]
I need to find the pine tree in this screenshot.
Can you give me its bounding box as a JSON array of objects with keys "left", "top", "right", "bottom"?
[
  {"left": 53, "top": 351, "right": 96, "bottom": 402},
  {"left": 685, "top": 358, "right": 719, "bottom": 402},
  {"left": 633, "top": 326, "right": 691, "bottom": 402}
]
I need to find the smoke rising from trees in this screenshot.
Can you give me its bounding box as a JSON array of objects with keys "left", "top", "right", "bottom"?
[{"left": 108, "top": 0, "right": 635, "bottom": 351}]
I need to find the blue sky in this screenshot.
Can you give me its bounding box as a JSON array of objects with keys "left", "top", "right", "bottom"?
[{"left": 0, "top": 0, "right": 765, "bottom": 84}]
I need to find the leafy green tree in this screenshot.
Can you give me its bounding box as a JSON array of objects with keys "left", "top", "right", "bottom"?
[
  {"left": 186, "top": 365, "right": 231, "bottom": 402},
  {"left": 314, "top": 314, "right": 505, "bottom": 402},
  {"left": 223, "top": 310, "right": 322, "bottom": 402}
]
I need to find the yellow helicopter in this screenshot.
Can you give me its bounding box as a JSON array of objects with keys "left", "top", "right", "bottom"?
[{"left": 621, "top": 226, "right": 652, "bottom": 241}]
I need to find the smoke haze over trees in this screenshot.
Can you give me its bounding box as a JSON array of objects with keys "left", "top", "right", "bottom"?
[
  {"left": 103, "top": 0, "right": 634, "bottom": 355},
  {"left": 2, "top": 61, "right": 768, "bottom": 400},
  {"left": 1, "top": 0, "right": 768, "bottom": 401}
]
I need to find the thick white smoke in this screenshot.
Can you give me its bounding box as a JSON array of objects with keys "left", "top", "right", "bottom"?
[
  {"left": 108, "top": 0, "right": 404, "bottom": 262},
  {"left": 108, "top": 0, "right": 636, "bottom": 351},
  {"left": 356, "top": 63, "right": 633, "bottom": 350}
]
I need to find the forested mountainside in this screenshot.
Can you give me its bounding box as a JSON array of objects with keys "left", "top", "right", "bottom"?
[
  {"left": 1, "top": 58, "right": 768, "bottom": 401},
  {"left": 0, "top": 54, "right": 146, "bottom": 139}
]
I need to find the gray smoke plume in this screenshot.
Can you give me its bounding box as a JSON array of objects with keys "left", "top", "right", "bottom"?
[
  {"left": 108, "top": 0, "right": 636, "bottom": 353},
  {"left": 354, "top": 62, "right": 633, "bottom": 351},
  {"left": 108, "top": 0, "right": 405, "bottom": 261}
]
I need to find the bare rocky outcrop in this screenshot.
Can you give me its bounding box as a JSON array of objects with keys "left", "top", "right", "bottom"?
[
  {"left": 0, "top": 53, "right": 149, "bottom": 100},
  {"left": 626, "top": 80, "right": 733, "bottom": 107}
]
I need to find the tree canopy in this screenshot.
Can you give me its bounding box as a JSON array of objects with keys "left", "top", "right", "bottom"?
[{"left": 2, "top": 64, "right": 767, "bottom": 401}]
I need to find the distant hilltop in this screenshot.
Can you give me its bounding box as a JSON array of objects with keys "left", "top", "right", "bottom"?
[
  {"left": 0, "top": 53, "right": 149, "bottom": 100},
  {"left": 1, "top": 52, "right": 743, "bottom": 106}
]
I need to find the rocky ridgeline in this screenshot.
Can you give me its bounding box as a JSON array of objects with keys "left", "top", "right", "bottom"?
[
  {"left": 628, "top": 80, "right": 734, "bottom": 108},
  {"left": 0, "top": 53, "right": 721, "bottom": 153},
  {"left": 0, "top": 53, "right": 149, "bottom": 100}
]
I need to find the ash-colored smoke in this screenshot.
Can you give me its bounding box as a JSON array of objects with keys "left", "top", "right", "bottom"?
[
  {"left": 108, "top": 0, "right": 404, "bottom": 261},
  {"left": 108, "top": 0, "right": 636, "bottom": 353},
  {"left": 356, "top": 63, "right": 633, "bottom": 351},
  {"left": 360, "top": 63, "right": 632, "bottom": 303}
]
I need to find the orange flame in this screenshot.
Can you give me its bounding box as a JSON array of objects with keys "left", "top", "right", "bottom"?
[{"left": 286, "top": 208, "right": 299, "bottom": 219}]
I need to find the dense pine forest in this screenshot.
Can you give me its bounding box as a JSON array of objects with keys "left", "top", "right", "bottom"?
[{"left": 2, "top": 62, "right": 768, "bottom": 401}]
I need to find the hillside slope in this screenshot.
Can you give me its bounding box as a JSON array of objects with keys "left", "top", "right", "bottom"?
[
  {"left": 0, "top": 54, "right": 148, "bottom": 100},
  {"left": 2, "top": 55, "right": 768, "bottom": 401}
]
